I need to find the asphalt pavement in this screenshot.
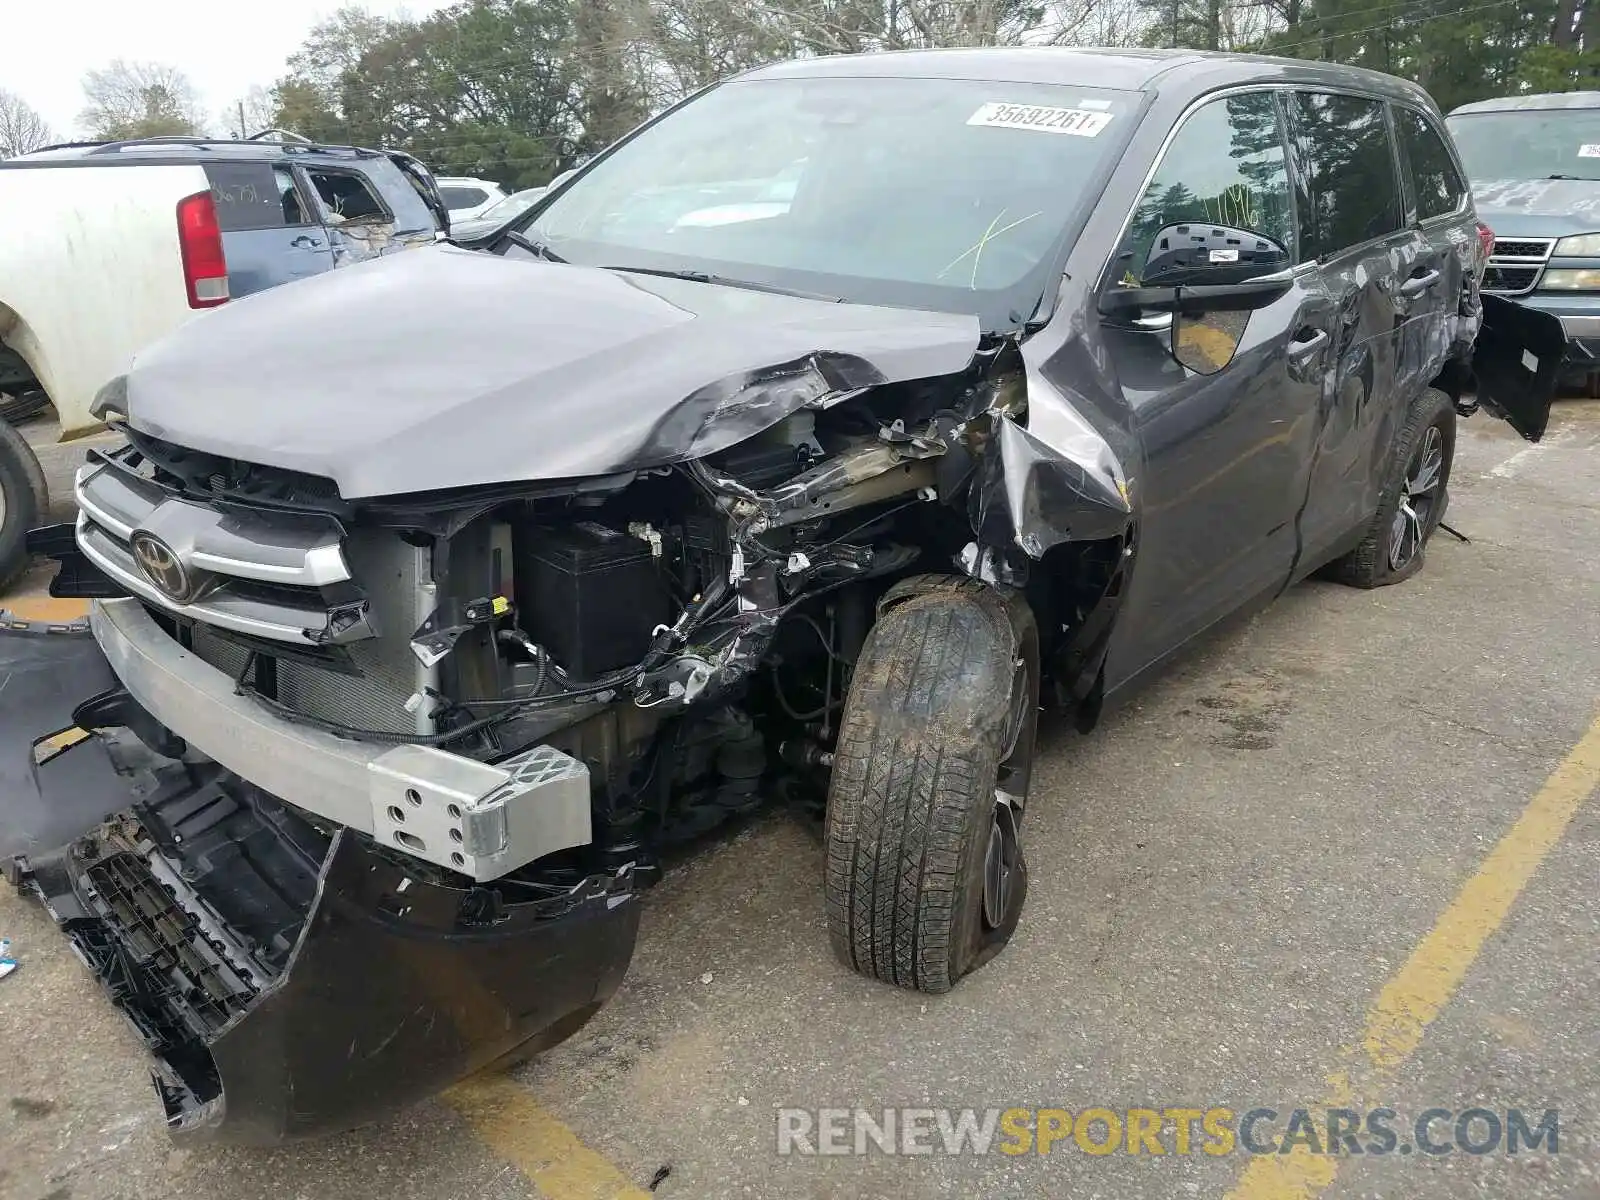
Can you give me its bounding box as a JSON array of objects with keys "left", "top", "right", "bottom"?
[{"left": 1, "top": 402, "right": 1596, "bottom": 1200}]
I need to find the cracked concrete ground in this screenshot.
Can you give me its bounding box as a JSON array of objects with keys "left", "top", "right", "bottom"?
[{"left": 1, "top": 401, "right": 1596, "bottom": 1200}]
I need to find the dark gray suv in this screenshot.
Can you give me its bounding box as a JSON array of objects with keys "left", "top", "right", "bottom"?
[{"left": 4, "top": 49, "right": 1561, "bottom": 1143}]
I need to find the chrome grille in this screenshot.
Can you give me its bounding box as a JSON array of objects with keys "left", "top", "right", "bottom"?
[
  {"left": 1483, "top": 265, "right": 1542, "bottom": 294},
  {"left": 188, "top": 530, "right": 436, "bottom": 735},
  {"left": 1490, "top": 238, "right": 1555, "bottom": 259},
  {"left": 1483, "top": 237, "right": 1554, "bottom": 296},
  {"left": 74, "top": 451, "right": 368, "bottom": 646}
]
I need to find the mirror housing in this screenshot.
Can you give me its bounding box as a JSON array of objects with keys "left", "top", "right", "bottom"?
[
  {"left": 1102, "top": 270, "right": 1294, "bottom": 316},
  {"left": 1142, "top": 222, "right": 1291, "bottom": 287}
]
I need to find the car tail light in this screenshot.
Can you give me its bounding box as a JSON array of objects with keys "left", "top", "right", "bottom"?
[
  {"left": 176, "top": 191, "right": 229, "bottom": 308},
  {"left": 1476, "top": 221, "right": 1496, "bottom": 263}
]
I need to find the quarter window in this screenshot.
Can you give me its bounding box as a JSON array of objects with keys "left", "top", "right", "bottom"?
[
  {"left": 1396, "top": 107, "right": 1466, "bottom": 220},
  {"left": 206, "top": 163, "right": 292, "bottom": 231},
  {"left": 1285, "top": 91, "right": 1403, "bottom": 260},
  {"left": 1114, "top": 92, "right": 1295, "bottom": 286}
]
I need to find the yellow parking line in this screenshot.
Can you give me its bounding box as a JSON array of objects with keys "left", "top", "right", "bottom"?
[
  {"left": 1225, "top": 710, "right": 1600, "bottom": 1200},
  {"left": 4, "top": 595, "right": 90, "bottom": 622},
  {"left": 447, "top": 1076, "right": 653, "bottom": 1200}
]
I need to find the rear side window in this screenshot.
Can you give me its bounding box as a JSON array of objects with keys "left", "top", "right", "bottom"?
[
  {"left": 1285, "top": 91, "right": 1404, "bottom": 260},
  {"left": 1396, "top": 107, "right": 1467, "bottom": 220},
  {"left": 274, "top": 167, "right": 313, "bottom": 225},
  {"left": 1114, "top": 91, "right": 1296, "bottom": 284},
  {"left": 305, "top": 169, "right": 390, "bottom": 223},
  {"left": 206, "top": 163, "right": 291, "bottom": 232},
  {"left": 440, "top": 185, "right": 489, "bottom": 208}
]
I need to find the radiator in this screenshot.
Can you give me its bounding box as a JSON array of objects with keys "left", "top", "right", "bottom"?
[{"left": 190, "top": 530, "right": 436, "bottom": 735}]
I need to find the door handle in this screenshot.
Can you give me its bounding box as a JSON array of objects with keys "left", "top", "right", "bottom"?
[
  {"left": 1399, "top": 268, "right": 1442, "bottom": 298},
  {"left": 290, "top": 235, "right": 323, "bottom": 249},
  {"left": 1287, "top": 329, "right": 1329, "bottom": 361}
]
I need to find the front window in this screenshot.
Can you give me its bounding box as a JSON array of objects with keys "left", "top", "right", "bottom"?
[
  {"left": 1286, "top": 91, "right": 1404, "bottom": 261},
  {"left": 526, "top": 76, "right": 1141, "bottom": 330},
  {"left": 1114, "top": 91, "right": 1295, "bottom": 284},
  {"left": 1448, "top": 108, "right": 1600, "bottom": 184}
]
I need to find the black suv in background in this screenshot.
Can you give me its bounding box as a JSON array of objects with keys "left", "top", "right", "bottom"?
[
  {"left": 5, "top": 49, "right": 1560, "bottom": 1142},
  {"left": 1448, "top": 91, "right": 1600, "bottom": 392}
]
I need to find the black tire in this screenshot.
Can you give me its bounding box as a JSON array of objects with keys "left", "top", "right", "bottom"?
[
  {"left": 824, "top": 576, "right": 1039, "bottom": 994},
  {"left": 0, "top": 390, "right": 50, "bottom": 425},
  {"left": 0, "top": 420, "right": 49, "bottom": 593},
  {"left": 1329, "top": 387, "right": 1455, "bottom": 589}
]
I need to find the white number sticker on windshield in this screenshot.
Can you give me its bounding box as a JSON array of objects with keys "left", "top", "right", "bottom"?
[
  {"left": 1579, "top": 144, "right": 1600, "bottom": 157},
  {"left": 967, "top": 103, "right": 1114, "bottom": 137}
]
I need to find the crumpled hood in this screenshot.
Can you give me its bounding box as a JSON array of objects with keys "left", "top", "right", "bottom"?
[
  {"left": 1474, "top": 177, "right": 1600, "bottom": 238},
  {"left": 126, "top": 246, "right": 980, "bottom": 498}
]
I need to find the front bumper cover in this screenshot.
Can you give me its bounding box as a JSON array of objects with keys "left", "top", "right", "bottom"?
[{"left": 2, "top": 620, "right": 640, "bottom": 1144}]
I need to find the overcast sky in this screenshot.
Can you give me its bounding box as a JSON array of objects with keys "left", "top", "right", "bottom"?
[{"left": 3, "top": 0, "right": 452, "bottom": 138}]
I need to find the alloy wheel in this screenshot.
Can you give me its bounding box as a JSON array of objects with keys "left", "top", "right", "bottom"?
[
  {"left": 1389, "top": 423, "right": 1444, "bottom": 572},
  {"left": 984, "top": 657, "right": 1031, "bottom": 930}
]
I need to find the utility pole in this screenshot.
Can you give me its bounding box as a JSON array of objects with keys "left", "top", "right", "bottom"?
[
  {"left": 237, "top": 100, "right": 246, "bottom": 140},
  {"left": 1171, "top": 0, "right": 1181, "bottom": 46}
]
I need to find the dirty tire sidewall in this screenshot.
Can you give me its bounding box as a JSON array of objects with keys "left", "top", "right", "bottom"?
[
  {"left": 824, "top": 578, "right": 1036, "bottom": 994},
  {"left": 1330, "top": 387, "right": 1455, "bottom": 590},
  {"left": 0, "top": 421, "right": 47, "bottom": 593}
]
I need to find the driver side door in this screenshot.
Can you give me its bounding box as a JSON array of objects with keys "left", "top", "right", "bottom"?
[{"left": 1100, "top": 89, "right": 1336, "bottom": 689}]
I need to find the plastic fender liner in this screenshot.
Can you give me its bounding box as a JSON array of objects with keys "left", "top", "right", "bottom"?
[
  {"left": 16, "top": 728, "right": 641, "bottom": 1143},
  {"left": 0, "top": 615, "right": 120, "bottom": 858}
]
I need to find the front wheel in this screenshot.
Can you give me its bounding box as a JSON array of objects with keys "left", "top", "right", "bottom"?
[
  {"left": 824, "top": 576, "right": 1039, "bottom": 994},
  {"left": 1330, "top": 387, "right": 1455, "bottom": 589}
]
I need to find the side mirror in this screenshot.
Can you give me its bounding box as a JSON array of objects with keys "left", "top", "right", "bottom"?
[{"left": 1141, "top": 223, "right": 1291, "bottom": 288}]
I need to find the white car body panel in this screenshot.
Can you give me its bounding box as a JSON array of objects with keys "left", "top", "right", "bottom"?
[
  {"left": 0, "top": 162, "right": 211, "bottom": 437},
  {"left": 436, "top": 176, "right": 510, "bottom": 223}
]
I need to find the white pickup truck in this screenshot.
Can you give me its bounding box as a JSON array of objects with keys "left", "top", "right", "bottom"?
[{"left": 0, "top": 135, "right": 447, "bottom": 588}]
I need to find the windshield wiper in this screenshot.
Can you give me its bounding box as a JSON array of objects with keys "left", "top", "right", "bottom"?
[
  {"left": 500, "top": 230, "right": 567, "bottom": 263},
  {"left": 1545, "top": 174, "right": 1599, "bottom": 181},
  {"left": 603, "top": 264, "right": 844, "bottom": 303}
]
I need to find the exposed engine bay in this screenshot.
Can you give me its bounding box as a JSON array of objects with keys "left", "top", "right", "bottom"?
[{"left": 97, "top": 342, "right": 1128, "bottom": 871}]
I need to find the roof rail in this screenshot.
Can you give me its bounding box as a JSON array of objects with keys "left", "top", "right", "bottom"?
[
  {"left": 86, "top": 135, "right": 220, "bottom": 153},
  {"left": 29, "top": 140, "right": 110, "bottom": 153},
  {"left": 246, "top": 128, "right": 314, "bottom": 143},
  {"left": 70, "top": 134, "right": 384, "bottom": 159},
  {"left": 20, "top": 133, "right": 393, "bottom": 162}
]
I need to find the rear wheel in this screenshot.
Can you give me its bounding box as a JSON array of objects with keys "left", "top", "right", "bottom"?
[
  {"left": 0, "top": 421, "right": 48, "bottom": 593},
  {"left": 824, "top": 576, "right": 1039, "bottom": 994},
  {"left": 1330, "top": 387, "right": 1454, "bottom": 589}
]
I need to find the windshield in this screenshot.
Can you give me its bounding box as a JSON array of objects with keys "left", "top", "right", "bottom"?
[
  {"left": 526, "top": 76, "right": 1140, "bottom": 329},
  {"left": 1448, "top": 109, "right": 1600, "bottom": 183}
]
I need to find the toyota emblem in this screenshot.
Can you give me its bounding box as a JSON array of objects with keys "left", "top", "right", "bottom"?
[{"left": 129, "top": 531, "right": 194, "bottom": 602}]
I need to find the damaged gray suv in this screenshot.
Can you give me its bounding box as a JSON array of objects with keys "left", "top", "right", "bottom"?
[{"left": 2, "top": 49, "right": 1563, "bottom": 1142}]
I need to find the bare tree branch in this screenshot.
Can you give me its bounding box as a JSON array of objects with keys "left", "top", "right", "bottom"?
[
  {"left": 0, "top": 89, "right": 55, "bottom": 158},
  {"left": 79, "top": 60, "right": 205, "bottom": 140}
]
